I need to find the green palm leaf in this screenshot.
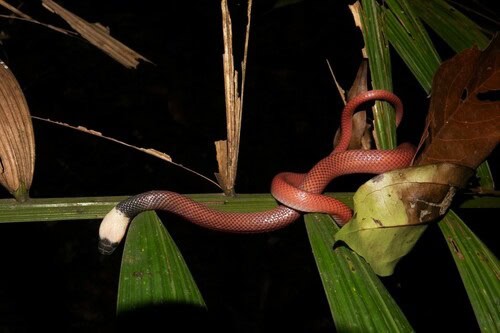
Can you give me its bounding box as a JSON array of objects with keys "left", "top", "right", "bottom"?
[
  {"left": 116, "top": 211, "right": 207, "bottom": 328},
  {"left": 305, "top": 213, "right": 413, "bottom": 332},
  {"left": 439, "top": 211, "right": 499, "bottom": 332}
]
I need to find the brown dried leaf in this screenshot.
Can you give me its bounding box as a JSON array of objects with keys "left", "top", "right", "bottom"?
[
  {"left": 333, "top": 112, "right": 371, "bottom": 150},
  {"left": 396, "top": 165, "right": 473, "bottom": 224},
  {"left": 216, "top": 0, "right": 252, "bottom": 196},
  {"left": 416, "top": 35, "right": 500, "bottom": 169},
  {"left": 0, "top": 61, "right": 35, "bottom": 201},
  {"left": 0, "top": 0, "right": 76, "bottom": 36},
  {"left": 347, "top": 60, "right": 369, "bottom": 101},
  {"left": 333, "top": 60, "right": 372, "bottom": 150},
  {"left": 214, "top": 139, "right": 229, "bottom": 192},
  {"left": 42, "top": 0, "right": 151, "bottom": 69}
]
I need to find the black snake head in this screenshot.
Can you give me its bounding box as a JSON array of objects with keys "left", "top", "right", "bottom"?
[{"left": 98, "top": 238, "right": 119, "bottom": 255}]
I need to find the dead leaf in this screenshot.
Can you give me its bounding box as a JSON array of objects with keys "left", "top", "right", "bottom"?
[
  {"left": 215, "top": 0, "right": 252, "bottom": 196},
  {"left": 333, "top": 60, "right": 373, "bottom": 150},
  {"left": 42, "top": 0, "right": 151, "bottom": 69},
  {"left": 0, "top": 61, "right": 35, "bottom": 201},
  {"left": 335, "top": 163, "right": 473, "bottom": 276},
  {"left": 416, "top": 35, "right": 500, "bottom": 169},
  {"left": 0, "top": 0, "right": 76, "bottom": 36}
]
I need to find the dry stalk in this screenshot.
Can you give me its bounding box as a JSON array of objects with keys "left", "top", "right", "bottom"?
[{"left": 215, "top": 0, "right": 252, "bottom": 196}]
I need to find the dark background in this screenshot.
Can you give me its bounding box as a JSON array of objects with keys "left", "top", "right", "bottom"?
[{"left": 0, "top": 0, "right": 498, "bottom": 332}]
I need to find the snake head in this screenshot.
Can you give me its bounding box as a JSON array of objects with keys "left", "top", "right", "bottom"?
[
  {"left": 98, "top": 238, "right": 119, "bottom": 255},
  {"left": 98, "top": 207, "right": 131, "bottom": 255}
]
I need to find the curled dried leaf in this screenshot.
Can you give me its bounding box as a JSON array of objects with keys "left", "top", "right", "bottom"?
[
  {"left": 0, "top": 61, "right": 35, "bottom": 201},
  {"left": 416, "top": 35, "right": 500, "bottom": 168},
  {"left": 333, "top": 60, "right": 372, "bottom": 150},
  {"left": 335, "top": 163, "right": 473, "bottom": 276}
]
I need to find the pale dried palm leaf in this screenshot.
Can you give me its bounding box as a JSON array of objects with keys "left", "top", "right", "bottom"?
[{"left": 0, "top": 61, "right": 35, "bottom": 201}]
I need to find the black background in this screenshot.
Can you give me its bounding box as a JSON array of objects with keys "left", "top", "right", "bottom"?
[{"left": 0, "top": 0, "right": 498, "bottom": 332}]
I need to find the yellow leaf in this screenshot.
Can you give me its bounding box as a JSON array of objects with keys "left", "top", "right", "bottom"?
[{"left": 335, "top": 163, "right": 473, "bottom": 276}]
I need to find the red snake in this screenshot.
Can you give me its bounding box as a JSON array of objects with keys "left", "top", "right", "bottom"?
[{"left": 98, "top": 90, "right": 416, "bottom": 254}]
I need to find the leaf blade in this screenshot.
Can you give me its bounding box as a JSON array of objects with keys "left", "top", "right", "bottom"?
[
  {"left": 438, "top": 211, "right": 500, "bottom": 332},
  {"left": 359, "top": 0, "right": 397, "bottom": 149},
  {"left": 0, "top": 193, "right": 351, "bottom": 223},
  {"left": 410, "top": 0, "right": 491, "bottom": 52},
  {"left": 117, "top": 211, "right": 205, "bottom": 315},
  {"left": 383, "top": 0, "right": 441, "bottom": 93},
  {"left": 416, "top": 36, "right": 500, "bottom": 169},
  {"left": 335, "top": 163, "right": 471, "bottom": 276},
  {"left": 0, "top": 61, "right": 35, "bottom": 201},
  {"left": 305, "top": 214, "right": 413, "bottom": 332}
]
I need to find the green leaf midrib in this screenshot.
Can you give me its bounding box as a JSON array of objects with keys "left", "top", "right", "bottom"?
[{"left": 0, "top": 193, "right": 498, "bottom": 223}]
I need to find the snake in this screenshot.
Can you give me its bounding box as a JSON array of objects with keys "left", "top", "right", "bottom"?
[{"left": 98, "top": 90, "right": 416, "bottom": 255}]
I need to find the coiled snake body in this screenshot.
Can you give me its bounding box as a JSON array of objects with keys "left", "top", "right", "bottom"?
[{"left": 98, "top": 90, "right": 415, "bottom": 255}]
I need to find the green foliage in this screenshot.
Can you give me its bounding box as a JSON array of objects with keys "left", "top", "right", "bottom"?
[
  {"left": 305, "top": 214, "right": 413, "bottom": 332},
  {"left": 360, "top": 0, "right": 397, "bottom": 149},
  {"left": 117, "top": 212, "right": 205, "bottom": 314},
  {"left": 383, "top": 0, "right": 441, "bottom": 93},
  {"left": 411, "top": 0, "right": 491, "bottom": 52},
  {"left": 439, "top": 211, "right": 500, "bottom": 332}
]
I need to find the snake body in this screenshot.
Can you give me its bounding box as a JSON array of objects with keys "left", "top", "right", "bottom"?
[{"left": 98, "top": 90, "right": 415, "bottom": 255}]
